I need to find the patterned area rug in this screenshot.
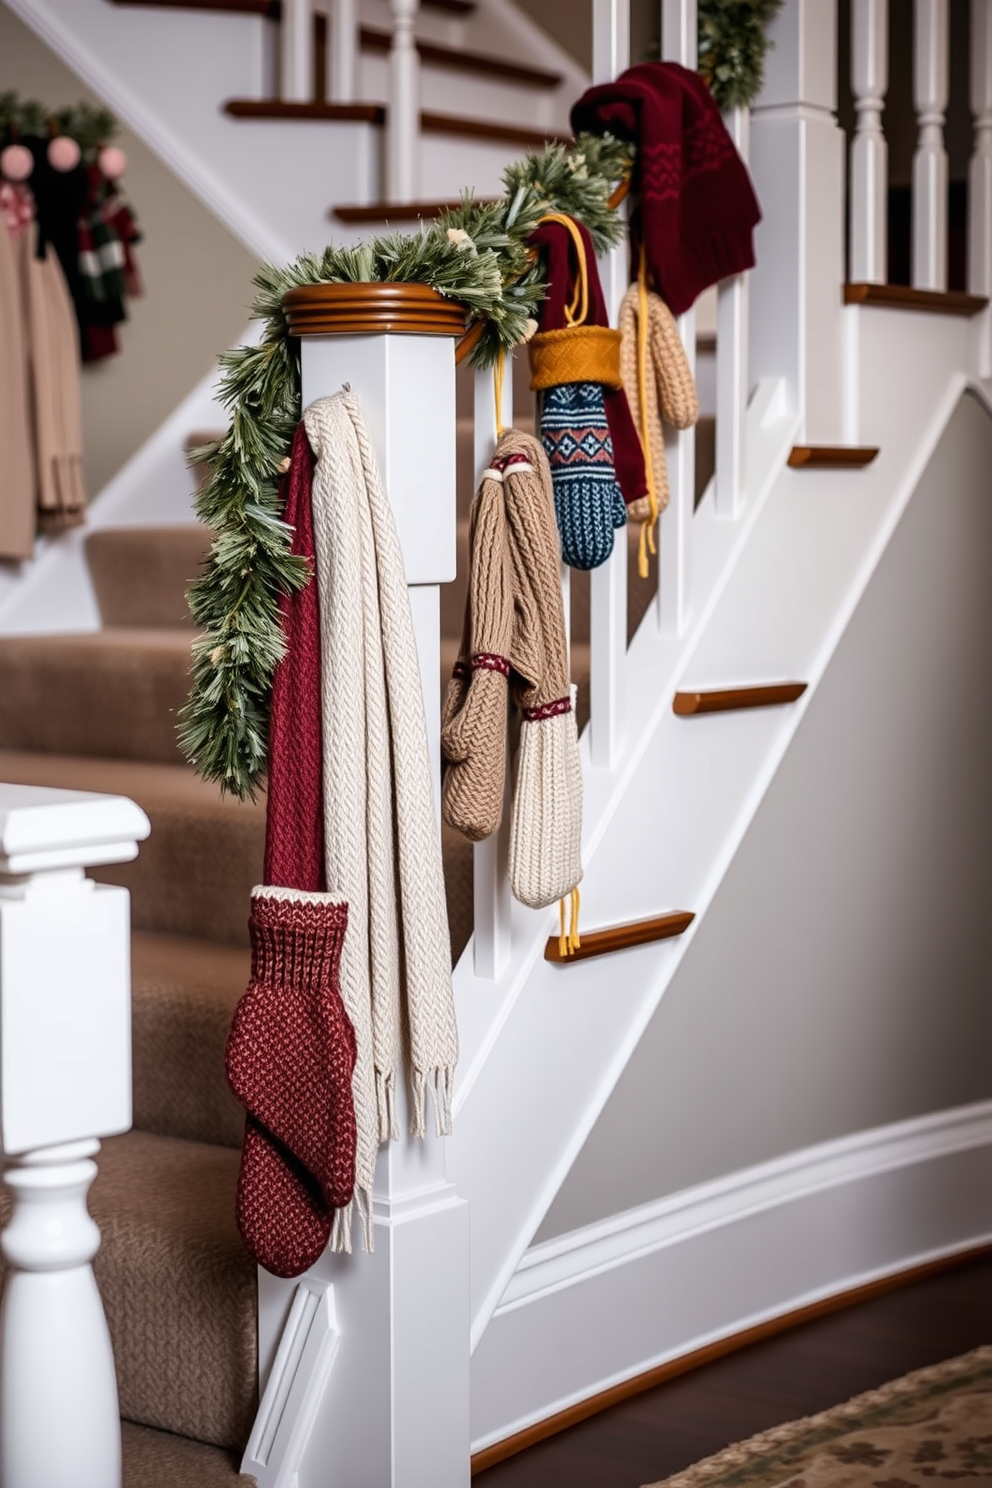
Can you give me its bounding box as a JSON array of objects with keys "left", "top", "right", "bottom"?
[{"left": 645, "top": 1347, "right": 992, "bottom": 1488}]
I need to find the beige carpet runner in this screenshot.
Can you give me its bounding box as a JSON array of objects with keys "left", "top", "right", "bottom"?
[{"left": 646, "top": 1347, "right": 992, "bottom": 1488}]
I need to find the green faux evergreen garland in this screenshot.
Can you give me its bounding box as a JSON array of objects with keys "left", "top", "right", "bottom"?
[
  {"left": 179, "top": 133, "right": 632, "bottom": 800},
  {"left": 0, "top": 92, "right": 118, "bottom": 157},
  {"left": 697, "top": 0, "right": 783, "bottom": 109}
]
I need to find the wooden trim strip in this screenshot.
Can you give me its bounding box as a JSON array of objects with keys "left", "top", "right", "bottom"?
[
  {"left": 844, "top": 282, "right": 988, "bottom": 316},
  {"left": 424, "top": 0, "right": 475, "bottom": 11},
  {"left": 470, "top": 1242, "right": 992, "bottom": 1475},
  {"left": 545, "top": 911, "right": 694, "bottom": 965},
  {"left": 788, "top": 445, "right": 879, "bottom": 468},
  {"left": 225, "top": 98, "right": 385, "bottom": 122},
  {"left": 359, "top": 26, "right": 561, "bottom": 87},
  {"left": 421, "top": 112, "right": 570, "bottom": 148},
  {"left": 282, "top": 281, "right": 466, "bottom": 337},
  {"left": 673, "top": 683, "right": 808, "bottom": 716},
  {"left": 333, "top": 199, "right": 495, "bottom": 224},
  {"left": 111, "top": 0, "right": 278, "bottom": 13}
]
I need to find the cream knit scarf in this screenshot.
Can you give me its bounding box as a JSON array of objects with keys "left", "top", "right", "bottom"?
[{"left": 303, "top": 391, "right": 458, "bottom": 1253}]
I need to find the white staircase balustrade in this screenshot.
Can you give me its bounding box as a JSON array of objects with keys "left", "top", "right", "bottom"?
[
  {"left": 912, "top": 0, "right": 949, "bottom": 291},
  {"left": 472, "top": 360, "right": 514, "bottom": 982},
  {"left": 659, "top": 0, "right": 697, "bottom": 637},
  {"left": 750, "top": 0, "right": 845, "bottom": 443},
  {"left": 328, "top": 0, "right": 358, "bottom": 103},
  {"left": 388, "top": 0, "right": 421, "bottom": 203},
  {"left": 589, "top": 0, "right": 630, "bottom": 770},
  {"left": 969, "top": 0, "right": 992, "bottom": 299},
  {"left": 0, "top": 783, "right": 150, "bottom": 1488},
  {"left": 849, "top": 0, "right": 889, "bottom": 284},
  {"left": 716, "top": 105, "right": 751, "bottom": 519},
  {"left": 280, "top": 0, "right": 314, "bottom": 102}
]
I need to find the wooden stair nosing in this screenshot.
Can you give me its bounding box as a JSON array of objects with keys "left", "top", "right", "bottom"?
[
  {"left": 332, "top": 196, "right": 497, "bottom": 224},
  {"left": 358, "top": 26, "right": 562, "bottom": 89},
  {"left": 224, "top": 98, "right": 385, "bottom": 122},
  {"left": 421, "top": 111, "right": 570, "bottom": 147},
  {"left": 544, "top": 911, "right": 695, "bottom": 965},
  {"left": 673, "top": 683, "right": 808, "bottom": 716},
  {"left": 844, "top": 282, "right": 989, "bottom": 316},
  {"left": 112, "top": 0, "right": 471, "bottom": 12},
  {"left": 788, "top": 445, "right": 879, "bottom": 469}
]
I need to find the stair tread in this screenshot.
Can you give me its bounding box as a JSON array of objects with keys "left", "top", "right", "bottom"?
[
  {"left": 132, "top": 931, "right": 249, "bottom": 1150},
  {"left": 122, "top": 1422, "right": 251, "bottom": 1487},
  {"left": 86, "top": 524, "right": 209, "bottom": 629},
  {"left": 359, "top": 25, "right": 562, "bottom": 88},
  {"left": 843, "top": 282, "right": 988, "bottom": 316}
]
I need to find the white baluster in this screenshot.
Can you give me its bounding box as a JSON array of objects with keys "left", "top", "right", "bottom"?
[
  {"left": 0, "top": 783, "right": 149, "bottom": 1488},
  {"left": 912, "top": 0, "right": 949, "bottom": 291},
  {"left": 590, "top": 0, "right": 630, "bottom": 766},
  {"left": 715, "top": 105, "right": 750, "bottom": 519},
  {"left": 969, "top": 0, "right": 992, "bottom": 297},
  {"left": 472, "top": 360, "right": 513, "bottom": 981},
  {"left": 328, "top": 0, "right": 358, "bottom": 103},
  {"left": 850, "top": 0, "right": 889, "bottom": 283},
  {"left": 388, "top": 0, "right": 421, "bottom": 203},
  {"left": 659, "top": 0, "right": 696, "bottom": 635},
  {"left": 281, "top": 0, "right": 313, "bottom": 102}
]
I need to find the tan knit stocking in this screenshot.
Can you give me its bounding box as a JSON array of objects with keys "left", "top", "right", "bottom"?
[
  {"left": 441, "top": 461, "right": 514, "bottom": 842},
  {"left": 619, "top": 283, "right": 699, "bottom": 525}
]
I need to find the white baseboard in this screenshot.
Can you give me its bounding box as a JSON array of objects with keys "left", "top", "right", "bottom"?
[{"left": 470, "top": 1100, "right": 992, "bottom": 1453}]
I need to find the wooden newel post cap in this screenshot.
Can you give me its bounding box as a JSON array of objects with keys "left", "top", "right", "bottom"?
[{"left": 282, "top": 281, "right": 467, "bottom": 337}]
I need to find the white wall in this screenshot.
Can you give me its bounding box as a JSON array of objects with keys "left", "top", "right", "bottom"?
[{"left": 538, "top": 390, "right": 992, "bottom": 1241}]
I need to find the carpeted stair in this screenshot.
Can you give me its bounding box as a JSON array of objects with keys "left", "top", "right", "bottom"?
[{"left": 0, "top": 405, "right": 714, "bottom": 1485}]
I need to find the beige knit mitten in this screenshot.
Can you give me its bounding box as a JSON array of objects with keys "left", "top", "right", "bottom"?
[
  {"left": 619, "top": 283, "right": 699, "bottom": 525},
  {"left": 500, "top": 431, "right": 583, "bottom": 911},
  {"left": 441, "top": 461, "right": 514, "bottom": 842}
]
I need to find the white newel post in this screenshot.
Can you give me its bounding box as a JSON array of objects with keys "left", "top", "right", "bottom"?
[
  {"left": 0, "top": 783, "right": 149, "bottom": 1488},
  {"left": 589, "top": 0, "right": 629, "bottom": 765},
  {"left": 281, "top": 0, "right": 313, "bottom": 102},
  {"left": 849, "top": 0, "right": 889, "bottom": 284},
  {"left": 328, "top": 0, "right": 357, "bottom": 103},
  {"left": 472, "top": 361, "right": 513, "bottom": 981},
  {"left": 388, "top": 0, "right": 421, "bottom": 203},
  {"left": 716, "top": 105, "right": 750, "bottom": 519},
  {"left": 750, "top": 0, "right": 846, "bottom": 442},
  {"left": 250, "top": 290, "right": 470, "bottom": 1488},
  {"left": 969, "top": 0, "right": 992, "bottom": 298},
  {"left": 912, "top": 0, "right": 949, "bottom": 291},
  {"left": 660, "top": 0, "right": 696, "bottom": 636}
]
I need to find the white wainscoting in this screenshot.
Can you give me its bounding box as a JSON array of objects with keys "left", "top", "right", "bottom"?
[{"left": 470, "top": 1100, "right": 992, "bottom": 1453}]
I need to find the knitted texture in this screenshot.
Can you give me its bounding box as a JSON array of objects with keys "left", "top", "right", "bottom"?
[
  {"left": 263, "top": 422, "right": 325, "bottom": 891},
  {"left": 442, "top": 429, "right": 583, "bottom": 910},
  {"left": 530, "top": 216, "right": 647, "bottom": 511},
  {"left": 226, "top": 886, "right": 356, "bottom": 1278},
  {"left": 502, "top": 434, "right": 583, "bottom": 909},
  {"left": 619, "top": 282, "right": 699, "bottom": 523},
  {"left": 541, "top": 381, "right": 627, "bottom": 571},
  {"left": 441, "top": 461, "right": 513, "bottom": 841},
  {"left": 571, "top": 62, "right": 762, "bottom": 316},
  {"left": 303, "top": 392, "right": 458, "bottom": 1252},
  {"left": 529, "top": 325, "right": 623, "bottom": 391}
]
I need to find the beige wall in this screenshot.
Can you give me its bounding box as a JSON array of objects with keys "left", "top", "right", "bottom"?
[
  {"left": 538, "top": 391, "right": 992, "bottom": 1241},
  {"left": 0, "top": 4, "right": 260, "bottom": 498}
]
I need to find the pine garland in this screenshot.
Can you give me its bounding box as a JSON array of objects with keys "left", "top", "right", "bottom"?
[
  {"left": 0, "top": 91, "right": 118, "bottom": 159},
  {"left": 179, "top": 132, "right": 632, "bottom": 800},
  {"left": 697, "top": 0, "right": 784, "bottom": 110}
]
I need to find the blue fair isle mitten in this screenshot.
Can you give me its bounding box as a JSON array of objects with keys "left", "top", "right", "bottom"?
[{"left": 540, "top": 383, "right": 627, "bottom": 572}]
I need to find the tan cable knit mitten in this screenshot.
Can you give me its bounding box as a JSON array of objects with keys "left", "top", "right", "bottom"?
[
  {"left": 619, "top": 284, "right": 699, "bottom": 523},
  {"left": 441, "top": 463, "right": 514, "bottom": 842},
  {"left": 501, "top": 431, "right": 583, "bottom": 910}
]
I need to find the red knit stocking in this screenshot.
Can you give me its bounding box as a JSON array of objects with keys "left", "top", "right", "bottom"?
[{"left": 227, "top": 888, "right": 356, "bottom": 1278}]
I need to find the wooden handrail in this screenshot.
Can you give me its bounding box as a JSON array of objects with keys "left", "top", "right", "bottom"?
[
  {"left": 544, "top": 911, "right": 695, "bottom": 964},
  {"left": 282, "top": 281, "right": 466, "bottom": 337},
  {"left": 673, "top": 684, "right": 808, "bottom": 716}
]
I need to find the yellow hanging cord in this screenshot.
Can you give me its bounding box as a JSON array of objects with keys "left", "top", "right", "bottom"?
[
  {"left": 537, "top": 212, "right": 589, "bottom": 328},
  {"left": 558, "top": 896, "right": 568, "bottom": 959},
  {"left": 557, "top": 886, "right": 582, "bottom": 957},
  {"left": 569, "top": 885, "right": 581, "bottom": 953},
  {"left": 636, "top": 247, "right": 660, "bottom": 579},
  {"left": 493, "top": 349, "right": 506, "bottom": 438}
]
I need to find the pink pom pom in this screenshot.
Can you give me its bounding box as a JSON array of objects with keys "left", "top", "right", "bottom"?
[
  {"left": 0, "top": 144, "right": 33, "bottom": 183},
  {"left": 98, "top": 145, "right": 127, "bottom": 181},
  {"left": 47, "top": 135, "right": 81, "bottom": 172}
]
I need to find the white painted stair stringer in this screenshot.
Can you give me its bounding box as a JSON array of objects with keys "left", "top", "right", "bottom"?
[{"left": 450, "top": 307, "right": 990, "bottom": 1357}]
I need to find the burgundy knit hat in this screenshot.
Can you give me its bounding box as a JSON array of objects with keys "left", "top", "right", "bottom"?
[{"left": 570, "top": 61, "right": 761, "bottom": 315}]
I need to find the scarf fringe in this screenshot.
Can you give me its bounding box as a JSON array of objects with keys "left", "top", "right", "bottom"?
[
  {"left": 411, "top": 1065, "right": 455, "bottom": 1139},
  {"left": 330, "top": 1182, "right": 375, "bottom": 1254},
  {"left": 377, "top": 1068, "right": 399, "bottom": 1142}
]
